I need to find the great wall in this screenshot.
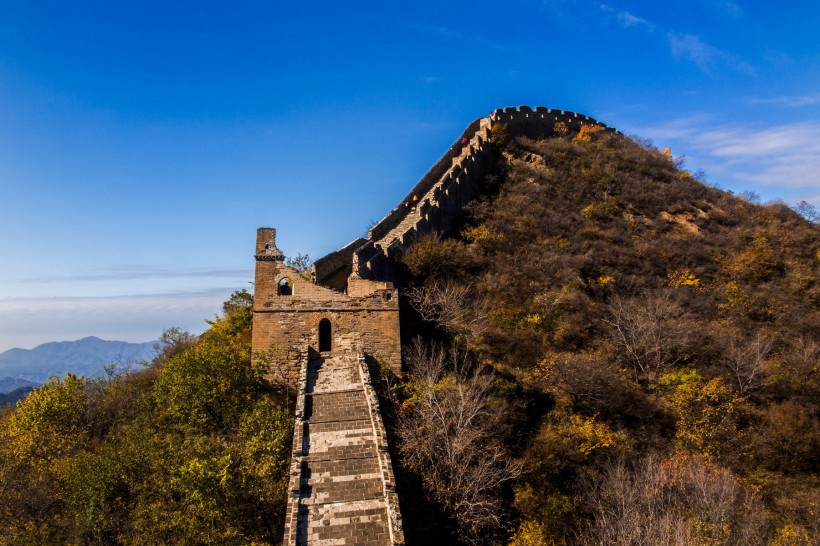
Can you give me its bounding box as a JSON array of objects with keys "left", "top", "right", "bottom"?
[{"left": 252, "top": 106, "right": 614, "bottom": 545}]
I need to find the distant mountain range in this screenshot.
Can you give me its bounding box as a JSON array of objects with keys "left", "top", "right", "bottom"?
[{"left": 0, "top": 336, "right": 157, "bottom": 390}]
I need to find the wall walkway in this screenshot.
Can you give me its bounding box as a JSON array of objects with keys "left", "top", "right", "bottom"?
[{"left": 283, "top": 351, "right": 404, "bottom": 545}]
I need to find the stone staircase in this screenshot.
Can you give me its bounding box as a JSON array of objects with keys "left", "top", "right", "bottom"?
[{"left": 283, "top": 352, "right": 403, "bottom": 546}]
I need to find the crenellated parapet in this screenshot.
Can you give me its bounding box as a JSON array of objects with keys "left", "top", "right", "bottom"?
[
  {"left": 315, "top": 106, "right": 616, "bottom": 289},
  {"left": 366, "top": 117, "right": 486, "bottom": 243},
  {"left": 490, "top": 105, "right": 617, "bottom": 136}
]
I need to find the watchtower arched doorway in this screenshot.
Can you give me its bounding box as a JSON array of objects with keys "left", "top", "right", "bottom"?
[{"left": 318, "top": 319, "right": 332, "bottom": 352}]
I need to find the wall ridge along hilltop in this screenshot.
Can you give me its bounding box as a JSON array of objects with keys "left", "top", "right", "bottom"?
[
  {"left": 253, "top": 106, "right": 615, "bottom": 544},
  {"left": 312, "top": 105, "right": 616, "bottom": 290}
]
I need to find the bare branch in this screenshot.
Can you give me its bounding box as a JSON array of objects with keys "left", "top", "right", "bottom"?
[
  {"left": 580, "top": 453, "right": 769, "bottom": 545},
  {"left": 604, "top": 290, "right": 691, "bottom": 386},
  {"left": 406, "top": 279, "right": 489, "bottom": 341},
  {"left": 722, "top": 330, "right": 774, "bottom": 395},
  {"left": 397, "top": 339, "right": 520, "bottom": 544}
]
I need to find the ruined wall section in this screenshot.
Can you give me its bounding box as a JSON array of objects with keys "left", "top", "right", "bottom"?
[
  {"left": 312, "top": 237, "right": 367, "bottom": 292},
  {"left": 253, "top": 231, "right": 401, "bottom": 385}
]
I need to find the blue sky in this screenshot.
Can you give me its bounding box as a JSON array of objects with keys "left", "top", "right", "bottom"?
[{"left": 1, "top": 0, "right": 818, "bottom": 351}]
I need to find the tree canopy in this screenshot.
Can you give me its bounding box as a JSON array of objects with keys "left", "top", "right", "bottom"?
[{"left": 0, "top": 290, "right": 293, "bottom": 545}]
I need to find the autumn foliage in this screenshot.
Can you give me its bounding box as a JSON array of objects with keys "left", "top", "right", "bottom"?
[
  {"left": 0, "top": 290, "right": 293, "bottom": 545},
  {"left": 399, "top": 129, "right": 818, "bottom": 544}
]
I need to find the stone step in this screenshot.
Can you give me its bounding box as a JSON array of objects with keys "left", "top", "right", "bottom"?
[
  {"left": 302, "top": 453, "right": 380, "bottom": 474},
  {"left": 304, "top": 419, "right": 374, "bottom": 452},
  {"left": 300, "top": 498, "right": 391, "bottom": 546},
  {"left": 301, "top": 469, "right": 383, "bottom": 488},
  {"left": 302, "top": 444, "right": 379, "bottom": 462},
  {"left": 306, "top": 390, "right": 371, "bottom": 423},
  {"left": 308, "top": 367, "right": 361, "bottom": 394},
  {"left": 300, "top": 475, "right": 386, "bottom": 504}
]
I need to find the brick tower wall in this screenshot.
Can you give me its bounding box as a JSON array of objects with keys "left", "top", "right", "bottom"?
[{"left": 253, "top": 230, "right": 401, "bottom": 387}]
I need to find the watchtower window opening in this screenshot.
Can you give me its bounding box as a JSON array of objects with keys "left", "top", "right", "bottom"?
[
  {"left": 278, "top": 277, "right": 292, "bottom": 296},
  {"left": 318, "top": 319, "right": 332, "bottom": 352}
]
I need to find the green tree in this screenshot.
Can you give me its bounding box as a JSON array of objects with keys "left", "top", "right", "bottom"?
[
  {"left": 7, "top": 374, "right": 88, "bottom": 463},
  {"left": 285, "top": 253, "right": 311, "bottom": 280},
  {"left": 154, "top": 340, "right": 264, "bottom": 433}
]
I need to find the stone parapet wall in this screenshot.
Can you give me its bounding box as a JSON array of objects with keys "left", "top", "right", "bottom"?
[
  {"left": 352, "top": 117, "right": 493, "bottom": 280},
  {"left": 367, "top": 118, "right": 484, "bottom": 243},
  {"left": 491, "top": 105, "right": 617, "bottom": 139},
  {"left": 358, "top": 353, "right": 404, "bottom": 545},
  {"left": 340, "top": 106, "right": 615, "bottom": 284},
  {"left": 312, "top": 237, "right": 367, "bottom": 292},
  {"left": 282, "top": 353, "right": 309, "bottom": 545}
]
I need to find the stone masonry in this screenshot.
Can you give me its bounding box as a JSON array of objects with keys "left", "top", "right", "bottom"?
[
  {"left": 253, "top": 228, "right": 401, "bottom": 387},
  {"left": 312, "top": 105, "right": 617, "bottom": 290},
  {"left": 254, "top": 106, "right": 614, "bottom": 545},
  {"left": 283, "top": 351, "right": 404, "bottom": 546}
]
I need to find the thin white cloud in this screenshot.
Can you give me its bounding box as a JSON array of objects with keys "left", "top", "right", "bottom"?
[
  {"left": 746, "top": 94, "right": 820, "bottom": 108},
  {"left": 0, "top": 289, "right": 234, "bottom": 352},
  {"left": 668, "top": 33, "right": 720, "bottom": 72},
  {"left": 716, "top": 1, "right": 742, "bottom": 17},
  {"left": 668, "top": 32, "right": 755, "bottom": 75},
  {"left": 686, "top": 0, "right": 742, "bottom": 18},
  {"left": 596, "top": 3, "right": 653, "bottom": 30},
  {"left": 618, "top": 11, "right": 651, "bottom": 29},
  {"left": 0, "top": 264, "right": 253, "bottom": 302},
  {"left": 762, "top": 49, "right": 794, "bottom": 66},
  {"left": 13, "top": 267, "right": 253, "bottom": 284},
  {"left": 640, "top": 118, "right": 820, "bottom": 191}
]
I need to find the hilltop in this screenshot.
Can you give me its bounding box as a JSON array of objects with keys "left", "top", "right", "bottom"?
[{"left": 390, "top": 121, "right": 818, "bottom": 544}]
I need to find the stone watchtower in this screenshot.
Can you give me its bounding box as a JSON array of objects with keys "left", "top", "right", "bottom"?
[
  {"left": 252, "top": 228, "right": 401, "bottom": 386},
  {"left": 252, "top": 108, "right": 614, "bottom": 387}
]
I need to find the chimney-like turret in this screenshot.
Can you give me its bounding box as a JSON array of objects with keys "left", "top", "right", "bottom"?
[{"left": 256, "top": 227, "right": 284, "bottom": 261}]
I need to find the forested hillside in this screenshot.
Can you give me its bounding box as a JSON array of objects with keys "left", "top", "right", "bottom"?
[
  {"left": 0, "top": 125, "right": 816, "bottom": 546},
  {"left": 0, "top": 291, "right": 293, "bottom": 545},
  {"left": 390, "top": 125, "right": 818, "bottom": 545}
]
